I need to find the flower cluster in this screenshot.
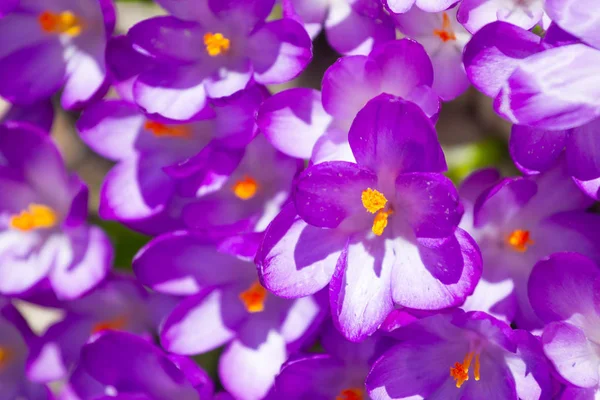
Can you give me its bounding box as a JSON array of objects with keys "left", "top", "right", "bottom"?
[{"left": 0, "top": 0, "right": 598, "bottom": 399}]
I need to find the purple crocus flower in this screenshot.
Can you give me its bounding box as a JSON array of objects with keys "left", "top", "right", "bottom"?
[
  {"left": 1, "top": 102, "right": 54, "bottom": 132},
  {"left": 457, "top": 0, "right": 544, "bottom": 33},
  {"left": 0, "top": 301, "right": 52, "bottom": 399},
  {"left": 133, "top": 231, "right": 326, "bottom": 400},
  {"left": 0, "top": 0, "right": 114, "bottom": 108},
  {"left": 26, "top": 273, "right": 159, "bottom": 383},
  {"left": 529, "top": 252, "right": 600, "bottom": 400},
  {"left": 393, "top": 6, "right": 471, "bottom": 100},
  {"left": 366, "top": 310, "right": 553, "bottom": 400},
  {"left": 258, "top": 39, "right": 440, "bottom": 162},
  {"left": 257, "top": 94, "right": 481, "bottom": 342},
  {"left": 383, "top": 0, "right": 458, "bottom": 14},
  {"left": 125, "top": 0, "right": 312, "bottom": 121},
  {"left": 282, "top": 0, "right": 395, "bottom": 55},
  {"left": 62, "top": 331, "right": 214, "bottom": 400},
  {"left": 0, "top": 123, "right": 113, "bottom": 300},
  {"left": 77, "top": 85, "right": 267, "bottom": 235},
  {"left": 276, "top": 321, "right": 392, "bottom": 399},
  {"left": 459, "top": 165, "right": 600, "bottom": 329}
]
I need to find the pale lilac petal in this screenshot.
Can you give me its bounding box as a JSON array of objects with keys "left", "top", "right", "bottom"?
[
  {"left": 509, "top": 125, "right": 567, "bottom": 174},
  {"left": 566, "top": 117, "right": 600, "bottom": 181},
  {"left": 545, "top": 0, "right": 600, "bottom": 50}
]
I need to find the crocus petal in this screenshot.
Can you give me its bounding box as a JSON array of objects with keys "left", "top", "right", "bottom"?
[
  {"left": 415, "top": 0, "right": 459, "bottom": 12},
  {"left": 276, "top": 355, "right": 350, "bottom": 399},
  {"left": 565, "top": 117, "right": 600, "bottom": 181},
  {"left": 545, "top": 0, "right": 600, "bottom": 50},
  {"left": 458, "top": 0, "right": 543, "bottom": 33},
  {"left": 209, "top": 0, "right": 276, "bottom": 32},
  {"left": 248, "top": 18, "right": 312, "bottom": 85},
  {"left": 1, "top": 102, "right": 54, "bottom": 132},
  {"left": 256, "top": 203, "right": 345, "bottom": 298},
  {"left": 106, "top": 35, "right": 152, "bottom": 103},
  {"left": 509, "top": 125, "right": 567, "bottom": 175},
  {"left": 329, "top": 235, "right": 395, "bottom": 342},
  {"left": 282, "top": 0, "right": 328, "bottom": 38},
  {"left": 495, "top": 44, "right": 600, "bottom": 130},
  {"left": 542, "top": 321, "right": 600, "bottom": 388},
  {"left": 463, "top": 21, "right": 542, "bottom": 98},
  {"left": 349, "top": 94, "right": 446, "bottom": 175},
  {"left": 161, "top": 288, "right": 248, "bottom": 355},
  {"left": 384, "top": 0, "right": 415, "bottom": 13},
  {"left": 257, "top": 88, "right": 332, "bottom": 159},
  {"left": 430, "top": 42, "right": 470, "bottom": 101},
  {"left": 473, "top": 177, "right": 537, "bottom": 227},
  {"left": 61, "top": 40, "right": 108, "bottom": 110}
]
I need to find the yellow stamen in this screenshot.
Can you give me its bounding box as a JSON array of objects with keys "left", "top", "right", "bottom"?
[
  {"left": 336, "top": 388, "right": 364, "bottom": 400},
  {"left": 450, "top": 351, "right": 481, "bottom": 388},
  {"left": 9, "top": 204, "right": 58, "bottom": 232},
  {"left": 433, "top": 12, "right": 456, "bottom": 42},
  {"left": 204, "top": 32, "right": 230, "bottom": 56},
  {"left": 144, "top": 120, "right": 190, "bottom": 138},
  {"left": 361, "top": 188, "right": 387, "bottom": 214},
  {"left": 372, "top": 209, "right": 393, "bottom": 236},
  {"left": 38, "top": 11, "right": 83, "bottom": 36},
  {"left": 239, "top": 281, "right": 267, "bottom": 313},
  {"left": 0, "top": 347, "right": 12, "bottom": 370},
  {"left": 507, "top": 229, "right": 533, "bottom": 252},
  {"left": 233, "top": 176, "right": 258, "bottom": 200},
  {"left": 91, "top": 316, "right": 128, "bottom": 334}
]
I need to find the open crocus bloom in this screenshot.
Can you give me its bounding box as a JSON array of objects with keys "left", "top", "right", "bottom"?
[
  {"left": 367, "top": 310, "right": 553, "bottom": 400},
  {"left": 257, "top": 94, "right": 481, "bottom": 341},
  {"left": 529, "top": 253, "right": 600, "bottom": 399},
  {"left": 125, "top": 0, "right": 311, "bottom": 121},
  {"left": 282, "top": 0, "right": 395, "bottom": 55},
  {"left": 459, "top": 165, "right": 600, "bottom": 330},
  {"left": 393, "top": 6, "right": 471, "bottom": 101},
  {"left": 457, "top": 0, "right": 544, "bottom": 33},
  {"left": 0, "top": 123, "right": 112, "bottom": 300},
  {"left": 0, "top": 0, "right": 114, "bottom": 108},
  {"left": 258, "top": 39, "right": 440, "bottom": 162},
  {"left": 62, "top": 331, "right": 214, "bottom": 400},
  {"left": 133, "top": 231, "right": 326, "bottom": 400}
]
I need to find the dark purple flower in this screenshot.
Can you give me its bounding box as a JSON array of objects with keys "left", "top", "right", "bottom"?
[
  {"left": 457, "top": 0, "right": 544, "bottom": 33},
  {"left": 0, "top": 123, "right": 113, "bottom": 300},
  {"left": 283, "top": 0, "right": 395, "bottom": 55},
  {"left": 366, "top": 310, "right": 553, "bottom": 400},
  {"left": 276, "top": 321, "right": 393, "bottom": 399},
  {"left": 257, "top": 94, "right": 481, "bottom": 341},
  {"left": 62, "top": 331, "right": 214, "bottom": 400},
  {"left": 0, "top": 0, "right": 115, "bottom": 108},
  {"left": 133, "top": 231, "right": 326, "bottom": 400},
  {"left": 77, "top": 85, "right": 267, "bottom": 235},
  {"left": 528, "top": 252, "right": 600, "bottom": 399},
  {"left": 393, "top": 6, "right": 471, "bottom": 101},
  {"left": 459, "top": 165, "right": 600, "bottom": 329},
  {"left": 258, "top": 39, "right": 440, "bottom": 161},
  {"left": 125, "top": 0, "right": 312, "bottom": 121}
]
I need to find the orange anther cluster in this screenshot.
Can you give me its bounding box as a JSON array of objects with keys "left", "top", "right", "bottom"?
[
  {"left": 507, "top": 229, "right": 534, "bottom": 252},
  {"left": 39, "top": 11, "right": 82, "bottom": 36},
  {"left": 144, "top": 121, "right": 191, "bottom": 138},
  {"left": 9, "top": 204, "right": 58, "bottom": 232},
  {"left": 239, "top": 281, "right": 267, "bottom": 313},
  {"left": 233, "top": 176, "right": 259, "bottom": 200},
  {"left": 433, "top": 12, "right": 457, "bottom": 42},
  {"left": 336, "top": 388, "right": 364, "bottom": 400},
  {"left": 204, "top": 32, "right": 230, "bottom": 56},
  {"left": 92, "top": 316, "right": 128, "bottom": 334},
  {"left": 450, "top": 351, "right": 481, "bottom": 388}
]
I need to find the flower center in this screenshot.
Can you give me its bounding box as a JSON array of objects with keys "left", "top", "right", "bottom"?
[
  {"left": 144, "top": 121, "right": 191, "bottom": 138},
  {"left": 232, "top": 176, "right": 259, "bottom": 200},
  {"left": 91, "top": 316, "right": 128, "bottom": 334},
  {"left": 361, "top": 188, "right": 393, "bottom": 236},
  {"left": 0, "top": 347, "right": 12, "bottom": 370},
  {"left": 239, "top": 281, "right": 267, "bottom": 313},
  {"left": 204, "top": 32, "right": 230, "bottom": 56},
  {"left": 336, "top": 388, "right": 364, "bottom": 400},
  {"left": 9, "top": 204, "right": 58, "bottom": 232},
  {"left": 38, "top": 11, "right": 83, "bottom": 36},
  {"left": 506, "top": 229, "right": 533, "bottom": 252},
  {"left": 433, "top": 12, "right": 456, "bottom": 42},
  {"left": 450, "top": 351, "right": 481, "bottom": 388}
]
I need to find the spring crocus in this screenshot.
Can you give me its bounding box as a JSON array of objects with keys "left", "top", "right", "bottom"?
[
  {"left": 0, "top": 302, "right": 52, "bottom": 400},
  {"left": 393, "top": 7, "right": 471, "bottom": 100},
  {"left": 366, "top": 310, "right": 553, "bottom": 400},
  {"left": 26, "top": 273, "right": 158, "bottom": 383},
  {"left": 125, "top": 0, "right": 311, "bottom": 121},
  {"left": 459, "top": 165, "right": 600, "bottom": 329},
  {"left": 276, "top": 321, "right": 393, "bottom": 399},
  {"left": 258, "top": 39, "right": 440, "bottom": 162},
  {"left": 0, "top": 123, "right": 112, "bottom": 300},
  {"left": 77, "top": 85, "right": 267, "bottom": 235},
  {"left": 282, "top": 0, "right": 395, "bottom": 55},
  {"left": 457, "top": 0, "right": 544, "bottom": 33},
  {"left": 62, "top": 331, "right": 214, "bottom": 400},
  {"left": 133, "top": 231, "right": 326, "bottom": 400},
  {"left": 529, "top": 252, "right": 600, "bottom": 400},
  {"left": 0, "top": 0, "right": 114, "bottom": 108},
  {"left": 257, "top": 94, "right": 481, "bottom": 342}
]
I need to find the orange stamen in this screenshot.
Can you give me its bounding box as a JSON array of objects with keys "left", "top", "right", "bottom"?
[
  {"left": 239, "top": 281, "right": 267, "bottom": 313},
  {"left": 433, "top": 12, "right": 456, "bottom": 42},
  {"left": 9, "top": 204, "right": 58, "bottom": 232},
  {"left": 372, "top": 209, "right": 393, "bottom": 236},
  {"left": 204, "top": 32, "right": 230, "bottom": 56},
  {"left": 450, "top": 351, "right": 481, "bottom": 388},
  {"left": 38, "top": 11, "right": 82, "bottom": 36},
  {"left": 507, "top": 229, "right": 533, "bottom": 252},
  {"left": 144, "top": 121, "right": 191, "bottom": 138},
  {"left": 336, "top": 388, "right": 364, "bottom": 400},
  {"left": 232, "top": 176, "right": 259, "bottom": 200},
  {"left": 361, "top": 188, "right": 387, "bottom": 214},
  {"left": 0, "top": 347, "right": 12, "bottom": 370},
  {"left": 91, "top": 316, "right": 128, "bottom": 334}
]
